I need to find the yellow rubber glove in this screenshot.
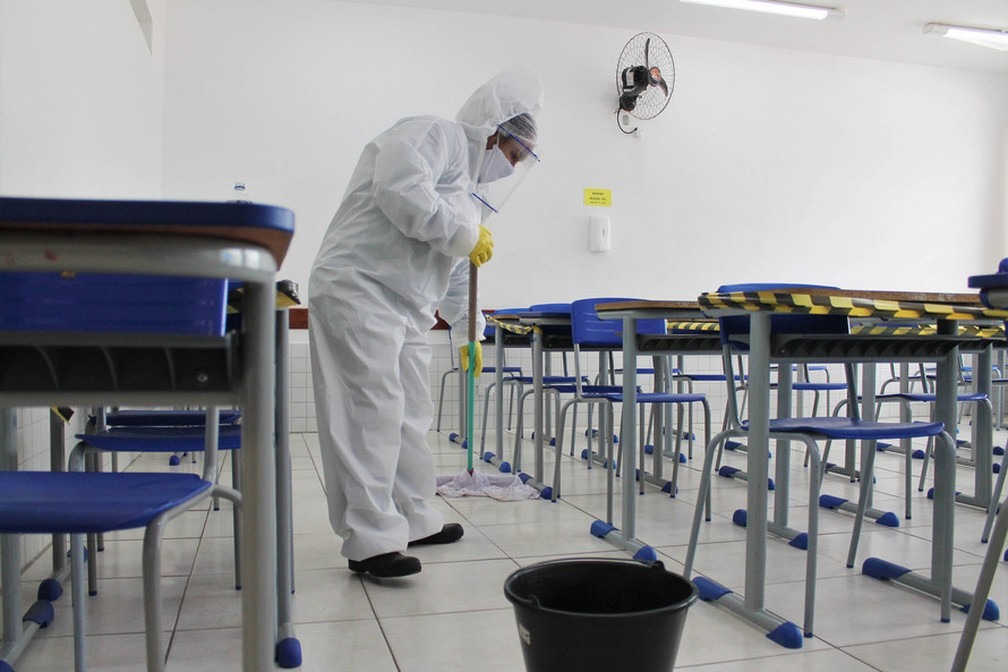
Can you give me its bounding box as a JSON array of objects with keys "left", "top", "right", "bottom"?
[
  {"left": 468, "top": 225, "right": 494, "bottom": 268},
  {"left": 459, "top": 341, "right": 483, "bottom": 378}
]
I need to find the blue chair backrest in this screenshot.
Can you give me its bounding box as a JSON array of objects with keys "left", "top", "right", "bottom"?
[
  {"left": 0, "top": 272, "right": 228, "bottom": 337},
  {"left": 570, "top": 298, "right": 666, "bottom": 347},
  {"left": 527, "top": 302, "right": 571, "bottom": 314},
  {"left": 716, "top": 283, "right": 849, "bottom": 347}
]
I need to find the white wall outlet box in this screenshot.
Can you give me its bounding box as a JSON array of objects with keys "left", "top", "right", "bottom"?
[{"left": 589, "top": 216, "right": 611, "bottom": 252}]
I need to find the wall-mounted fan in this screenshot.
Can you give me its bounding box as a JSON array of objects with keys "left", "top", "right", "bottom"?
[{"left": 616, "top": 32, "right": 675, "bottom": 134}]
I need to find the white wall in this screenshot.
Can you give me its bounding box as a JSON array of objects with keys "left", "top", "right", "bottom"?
[
  {"left": 0, "top": 0, "right": 166, "bottom": 198},
  {"left": 160, "top": 0, "right": 1008, "bottom": 310}
]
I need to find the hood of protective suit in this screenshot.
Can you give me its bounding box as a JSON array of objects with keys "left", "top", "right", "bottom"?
[{"left": 455, "top": 66, "right": 544, "bottom": 183}]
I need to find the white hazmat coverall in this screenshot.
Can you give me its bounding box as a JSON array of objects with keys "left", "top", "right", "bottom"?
[{"left": 309, "top": 67, "right": 543, "bottom": 561}]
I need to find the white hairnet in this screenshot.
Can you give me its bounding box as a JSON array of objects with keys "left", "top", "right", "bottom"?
[{"left": 500, "top": 112, "right": 537, "bottom": 150}]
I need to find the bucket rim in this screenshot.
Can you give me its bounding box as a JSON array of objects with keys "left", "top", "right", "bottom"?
[{"left": 503, "top": 557, "right": 699, "bottom": 617}]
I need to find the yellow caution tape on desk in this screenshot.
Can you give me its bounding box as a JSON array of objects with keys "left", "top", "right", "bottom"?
[
  {"left": 666, "top": 320, "right": 720, "bottom": 332},
  {"left": 486, "top": 314, "right": 535, "bottom": 336},
  {"left": 700, "top": 290, "right": 1008, "bottom": 322},
  {"left": 850, "top": 323, "right": 1004, "bottom": 338}
]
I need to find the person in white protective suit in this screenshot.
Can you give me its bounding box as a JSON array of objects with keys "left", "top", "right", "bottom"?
[{"left": 309, "top": 67, "right": 543, "bottom": 578}]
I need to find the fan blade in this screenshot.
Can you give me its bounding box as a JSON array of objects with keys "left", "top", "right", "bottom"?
[
  {"left": 645, "top": 37, "right": 651, "bottom": 69},
  {"left": 649, "top": 66, "right": 669, "bottom": 97}
]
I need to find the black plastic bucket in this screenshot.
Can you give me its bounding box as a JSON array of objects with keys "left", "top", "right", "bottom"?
[{"left": 504, "top": 558, "right": 698, "bottom": 672}]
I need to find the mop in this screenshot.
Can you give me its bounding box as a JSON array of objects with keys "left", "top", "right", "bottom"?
[{"left": 436, "top": 262, "right": 537, "bottom": 501}]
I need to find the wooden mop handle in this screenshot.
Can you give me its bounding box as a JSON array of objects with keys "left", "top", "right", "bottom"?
[{"left": 468, "top": 261, "right": 478, "bottom": 343}]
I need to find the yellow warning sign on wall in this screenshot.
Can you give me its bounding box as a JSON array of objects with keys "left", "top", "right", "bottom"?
[{"left": 583, "top": 188, "right": 612, "bottom": 207}]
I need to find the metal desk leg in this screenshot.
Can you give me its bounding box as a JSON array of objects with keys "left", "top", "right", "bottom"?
[
  {"left": 273, "top": 308, "right": 301, "bottom": 667},
  {"left": 692, "top": 313, "right": 803, "bottom": 647},
  {"left": 241, "top": 280, "right": 279, "bottom": 672},
  {"left": 532, "top": 328, "right": 544, "bottom": 484},
  {"left": 495, "top": 325, "right": 506, "bottom": 467},
  {"left": 859, "top": 326, "right": 986, "bottom": 625}
]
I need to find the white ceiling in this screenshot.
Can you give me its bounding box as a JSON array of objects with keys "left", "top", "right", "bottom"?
[{"left": 343, "top": 0, "right": 1008, "bottom": 74}]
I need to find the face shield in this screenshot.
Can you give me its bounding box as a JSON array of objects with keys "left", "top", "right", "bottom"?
[{"left": 472, "top": 115, "right": 540, "bottom": 219}]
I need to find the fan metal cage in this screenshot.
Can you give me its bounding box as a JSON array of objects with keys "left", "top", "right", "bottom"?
[{"left": 616, "top": 32, "right": 675, "bottom": 120}]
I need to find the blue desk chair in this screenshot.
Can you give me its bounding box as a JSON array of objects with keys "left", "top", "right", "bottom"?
[
  {"left": 76, "top": 407, "right": 244, "bottom": 594},
  {"left": 684, "top": 283, "right": 960, "bottom": 641},
  {"left": 549, "top": 298, "right": 710, "bottom": 504}
]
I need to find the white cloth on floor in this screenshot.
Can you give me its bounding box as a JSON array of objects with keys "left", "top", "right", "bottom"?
[{"left": 436, "top": 470, "right": 539, "bottom": 501}]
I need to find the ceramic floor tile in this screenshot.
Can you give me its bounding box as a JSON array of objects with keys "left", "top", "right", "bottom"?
[
  {"left": 380, "top": 608, "right": 525, "bottom": 672},
  {"left": 362, "top": 558, "right": 519, "bottom": 618},
  {"left": 843, "top": 626, "right": 1008, "bottom": 672}
]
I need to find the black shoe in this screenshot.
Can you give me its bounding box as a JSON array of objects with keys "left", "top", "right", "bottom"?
[
  {"left": 348, "top": 552, "right": 421, "bottom": 578},
  {"left": 408, "top": 523, "right": 465, "bottom": 547}
]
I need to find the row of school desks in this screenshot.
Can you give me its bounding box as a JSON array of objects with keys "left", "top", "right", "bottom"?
[{"left": 489, "top": 289, "right": 1007, "bottom": 665}]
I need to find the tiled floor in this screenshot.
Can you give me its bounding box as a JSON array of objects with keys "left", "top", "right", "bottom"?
[{"left": 10, "top": 424, "right": 1008, "bottom": 671}]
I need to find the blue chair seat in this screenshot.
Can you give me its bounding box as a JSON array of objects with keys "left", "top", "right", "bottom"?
[
  {"left": 791, "top": 382, "right": 848, "bottom": 392},
  {"left": 876, "top": 392, "right": 987, "bottom": 404},
  {"left": 758, "top": 417, "right": 945, "bottom": 440},
  {"left": 0, "top": 471, "right": 212, "bottom": 534},
  {"left": 105, "top": 409, "right": 241, "bottom": 426},
  {"left": 584, "top": 391, "right": 706, "bottom": 405},
  {"left": 76, "top": 424, "right": 242, "bottom": 452}
]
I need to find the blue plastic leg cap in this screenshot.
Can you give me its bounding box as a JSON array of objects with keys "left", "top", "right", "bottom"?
[
  {"left": 994, "top": 463, "right": 1001, "bottom": 474},
  {"left": 632, "top": 546, "right": 658, "bottom": 563},
  {"left": 718, "top": 465, "right": 740, "bottom": 478},
  {"left": 37, "top": 578, "right": 63, "bottom": 602},
  {"left": 168, "top": 455, "right": 181, "bottom": 466},
  {"left": 819, "top": 494, "right": 848, "bottom": 510},
  {"left": 549, "top": 437, "right": 556, "bottom": 446},
  {"left": 275, "top": 637, "right": 302, "bottom": 669},
  {"left": 876, "top": 442, "right": 892, "bottom": 452},
  {"left": 767, "top": 621, "right": 804, "bottom": 649},
  {"left": 1003, "top": 547, "right": 1008, "bottom": 562},
  {"left": 590, "top": 519, "right": 616, "bottom": 538},
  {"left": 693, "top": 576, "right": 732, "bottom": 601},
  {"left": 875, "top": 512, "right": 900, "bottom": 527},
  {"left": 644, "top": 444, "right": 654, "bottom": 454},
  {"left": 661, "top": 481, "right": 677, "bottom": 495},
  {"left": 481, "top": 451, "right": 494, "bottom": 463},
  {"left": 518, "top": 472, "right": 532, "bottom": 484},
  {"left": 0, "top": 660, "right": 15, "bottom": 672},
  {"left": 993, "top": 445, "right": 1005, "bottom": 456},
  {"left": 768, "top": 478, "right": 776, "bottom": 491},
  {"left": 580, "top": 449, "right": 589, "bottom": 460},
  {"left": 679, "top": 453, "right": 687, "bottom": 463},
  {"left": 912, "top": 449, "right": 926, "bottom": 460},
  {"left": 461, "top": 438, "right": 469, "bottom": 450},
  {"left": 539, "top": 486, "right": 553, "bottom": 500},
  {"left": 725, "top": 440, "right": 743, "bottom": 451},
  {"left": 789, "top": 532, "right": 808, "bottom": 551},
  {"left": 732, "top": 509, "right": 748, "bottom": 527},
  {"left": 862, "top": 557, "right": 911, "bottom": 581},
  {"left": 448, "top": 432, "right": 459, "bottom": 443},
  {"left": 960, "top": 598, "right": 1000, "bottom": 622},
  {"left": 498, "top": 461, "right": 511, "bottom": 473},
  {"left": 23, "top": 600, "right": 55, "bottom": 627}
]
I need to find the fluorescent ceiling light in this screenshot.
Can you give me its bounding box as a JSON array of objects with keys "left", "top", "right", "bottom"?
[
  {"left": 679, "top": 0, "right": 843, "bottom": 21},
  {"left": 923, "top": 23, "right": 1008, "bottom": 52}
]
